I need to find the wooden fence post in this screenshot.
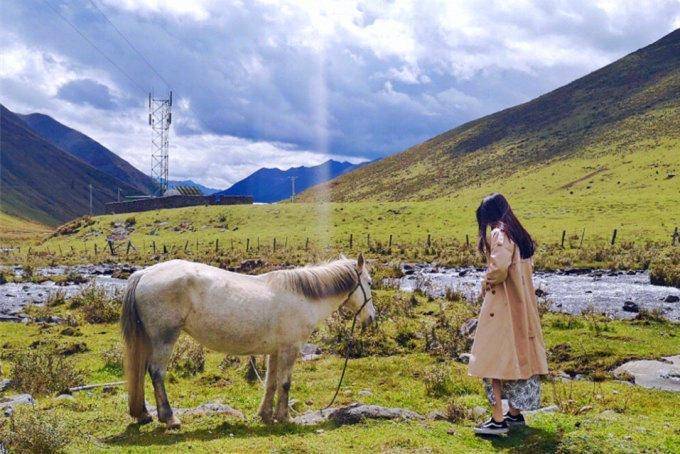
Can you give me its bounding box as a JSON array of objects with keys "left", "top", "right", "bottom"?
[
  {"left": 388, "top": 234, "right": 393, "bottom": 248},
  {"left": 349, "top": 234, "right": 353, "bottom": 249},
  {"left": 152, "top": 241, "right": 156, "bottom": 254},
  {"left": 427, "top": 234, "right": 431, "bottom": 248},
  {"left": 246, "top": 238, "right": 250, "bottom": 251},
  {"left": 672, "top": 227, "right": 679, "bottom": 245},
  {"left": 561, "top": 230, "right": 566, "bottom": 248},
  {"left": 163, "top": 244, "right": 168, "bottom": 254},
  {"left": 108, "top": 240, "right": 115, "bottom": 255},
  {"left": 184, "top": 240, "right": 189, "bottom": 253},
  {"left": 305, "top": 237, "right": 309, "bottom": 251},
  {"left": 273, "top": 238, "right": 277, "bottom": 252},
  {"left": 579, "top": 228, "right": 585, "bottom": 248},
  {"left": 257, "top": 237, "right": 260, "bottom": 251},
  {"left": 366, "top": 233, "right": 370, "bottom": 247},
  {"left": 94, "top": 244, "right": 98, "bottom": 255},
  {"left": 466, "top": 234, "right": 470, "bottom": 247},
  {"left": 610, "top": 229, "right": 617, "bottom": 245},
  {"left": 284, "top": 237, "right": 288, "bottom": 248},
  {"left": 127, "top": 241, "right": 132, "bottom": 255},
  {"left": 215, "top": 238, "right": 219, "bottom": 253}
]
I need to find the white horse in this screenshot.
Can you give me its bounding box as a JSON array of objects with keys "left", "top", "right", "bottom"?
[{"left": 121, "top": 254, "right": 375, "bottom": 428}]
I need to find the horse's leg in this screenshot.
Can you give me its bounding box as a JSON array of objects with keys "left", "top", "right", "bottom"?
[
  {"left": 274, "top": 345, "right": 298, "bottom": 422},
  {"left": 147, "top": 329, "right": 181, "bottom": 429},
  {"left": 257, "top": 353, "right": 278, "bottom": 424}
]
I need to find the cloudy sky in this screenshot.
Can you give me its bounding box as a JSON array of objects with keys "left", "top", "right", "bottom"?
[{"left": 2, "top": 0, "right": 679, "bottom": 188}]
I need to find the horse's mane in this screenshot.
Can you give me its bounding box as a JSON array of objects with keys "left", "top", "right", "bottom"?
[{"left": 264, "top": 259, "right": 358, "bottom": 300}]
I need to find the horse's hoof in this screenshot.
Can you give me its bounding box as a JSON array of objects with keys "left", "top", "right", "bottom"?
[
  {"left": 165, "top": 416, "right": 182, "bottom": 430},
  {"left": 258, "top": 413, "right": 274, "bottom": 424},
  {"left": 137, "top": 413, "right": 153, "bottom": 425}
]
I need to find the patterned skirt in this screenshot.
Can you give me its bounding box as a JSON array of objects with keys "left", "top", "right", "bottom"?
[{"left": 483, "top": 375, "right": 541, "bottom": 411}]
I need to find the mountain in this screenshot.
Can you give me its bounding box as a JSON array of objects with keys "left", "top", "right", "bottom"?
[
  {"left": 19, "top": 112, "right": 157, "bottom": 195},
  {"left": 217, "top": 160, "right": 361, "bottom": 203},
  {"left": 301, "top": 29, "right": 680, "bottom": 202},
  {"left": 168, "top": 180, "right": 221, "bottom": 195},
  {"left": 0, "top": 104, "right": 143, "bottom": 225}
]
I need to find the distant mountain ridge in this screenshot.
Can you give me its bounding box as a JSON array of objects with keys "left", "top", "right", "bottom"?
[
  {"left": 19, "top": 112, "right": 158, "bottom": 195},
  {"left": 1, "top": 104, "right": 142, "bottom": 225},
  {"left": 217, "top": 160, "right": 361, "bottom": 203},
  {"left": 168, "top": 180, "right": 221, "bottom": 195}
]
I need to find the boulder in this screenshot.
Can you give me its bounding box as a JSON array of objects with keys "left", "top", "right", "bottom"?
[
  {"left": 293, "top": 403, "right": 423, "bottom": 426},
  {"left": 622, "top": 301, "right": 639, "bottom": 313},
  {"left": 535, "top": 288, "right": 548, "bottom": 297},
  {"left": 0, "top": 394, "right": 35, "bottom": 417},
  {"left": 664, "top": 295, "right": 679, "bottom": 303},
  {"left": 458, "top": 353, "right": 472, "bottom": 364},
  {"left": 0, "top": 379, "right": 11, "bottom": 392},
  {"left": 301, "top": 343, "right": 323, "bottom": 360},
  {"left": 147, "top": 401, "right": 244, "bottom": 420},
  {"left": 613, "top": 355, "right": 680, "bottom": 392},
  {"left": 459, "top": 318, "right": 478, "bottom": 339}
]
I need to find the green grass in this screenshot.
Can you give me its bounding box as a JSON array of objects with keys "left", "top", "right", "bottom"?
[{"left": 1, "top": 288, "right": 678, "bottom": 452}]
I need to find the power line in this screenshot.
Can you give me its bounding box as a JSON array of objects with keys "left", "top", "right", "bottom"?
[
  {"left": 41, "top": 0, "right": 147, "bottom": 95},
  {"left": 86, "top": 0, "right": 171, "bottom": 90}
]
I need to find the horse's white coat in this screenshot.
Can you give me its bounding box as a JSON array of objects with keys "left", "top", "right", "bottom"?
[{"left": 126, "top": 257, "right": 374, "bottom": 425}]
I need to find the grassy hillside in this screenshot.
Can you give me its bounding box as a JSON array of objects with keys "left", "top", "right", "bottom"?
[
  {"left": 0, "top": 104, "right": 143, "bottom": 225},
  {"left": 301, "top": 29, "right": 679, "bottom": 202},
  {"left": 0, "top": 212, "right": 49, "bottom": 242},
  {"left": 20, "top": 112, "right": 158, "bottom": 195}
]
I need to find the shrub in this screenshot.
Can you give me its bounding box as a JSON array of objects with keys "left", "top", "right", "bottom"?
[
  {"left": 422, "top": 365, "right": 454, "bottom": 397},
  {"left": 169, "top": 337, "right": 206, "bottom": 376},
  {"left": 70, "top": 285, "right": 121, "bottom": 323},
  {"left": 444, "top": 397, "right": 471, "bottom": 423},
  {"left": 649, "top": 249, "right": 680, "bottom": 287},
  {"left": 45, "top": 290, "right": 66, "bottom": 307},
  {"left": 1, "top": 407, "right": 69, "bottom": 454},
  {"left": 102, "top": 345, "right": 123, "bottom": 373},
  {"left": 10, "top": 347, "right": 83, "bottom": 395}
]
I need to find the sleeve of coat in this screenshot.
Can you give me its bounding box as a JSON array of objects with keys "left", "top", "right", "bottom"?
[{"left": 484, "top": 229, "right": 514, "bottom": 285}]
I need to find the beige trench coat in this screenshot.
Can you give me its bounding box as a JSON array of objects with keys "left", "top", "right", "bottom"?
[{"left": 468, "top": 228, "right": 549, "bottom": 380}]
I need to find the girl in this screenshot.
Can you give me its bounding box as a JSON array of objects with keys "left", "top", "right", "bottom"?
[{"left": 468, "top": 193, "right": 549, "bottom": 436}]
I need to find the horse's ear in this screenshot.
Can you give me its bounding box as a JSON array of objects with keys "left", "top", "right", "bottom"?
[{"left": 357, "top": 252, "right": 365, "bottom": 270}]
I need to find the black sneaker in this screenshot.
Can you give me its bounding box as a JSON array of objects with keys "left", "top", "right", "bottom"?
[
  {"left": 474, "top": 417, "right": 509, "bottom": 435},
  {"left": 504, "top": 412, "right": 525, "bottom": 427}
]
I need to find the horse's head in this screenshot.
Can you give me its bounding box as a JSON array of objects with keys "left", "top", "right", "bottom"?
[{"left": 346, "top": 253, "right": 376, "bottom": 327}]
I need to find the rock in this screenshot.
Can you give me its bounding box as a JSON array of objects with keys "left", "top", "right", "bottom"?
[
  {"left": 459, "top": 318, "right": 478, "bottom": 339},
  {"left": 470, "top": 406, "right": 487, "bottom": 419},
  {"left": 0, "top": 394, "right": 35, "bottom": 416},
  {"left": 301, "top": 343, "right": 322, "bottom": 360},
  {"left": 237, "top": 259, "right": 266, "bottom": 273},
  {"left": 147, "top": 401, "right": 244, "bottom": 419},
  {"left": 613, "top": 355, "right": 680, "bottom": 392},
  {"left": 427, "top": 410, "right": 447, "bottom": 421},
  {"left": 358, "top": 389, "right": 372, "bottom": 397},
  {"left": 664, "top": 295, "right": 679, "bottom": 303},
  {"left": 525, "top": 405, "right": 559, "bottom": 415},
  {"left": 330, "top": 403, "right": 423, "bottom": 425},
  {"left": 294, "top": 403, "right": 423, "bottom": 426},
  {"left": 57, "top": 394, "right": 75, "bottom": 401},
  {"left": 447, "top": 427, "right": 456, "bottom": 435},
  {"left": 458, "top": 270, "right": 468, "bottom": 277},
  {"left": 0, "top": 379, "right": 11, "bottom": 392},
  {"left": 294, "top": 408, "right": 336, "bottom": 425},
  {"left": 622, "top": 301, "right": 639, "bottom": 313},
  {"left": 402, "top": 264, "right": 415, "bottom": 275},
  {"left": 535, "top": 288, "right": 548, "bottom": 297},
  {"left": 457, "top": 353, "right": 471, "bottom": 364}
]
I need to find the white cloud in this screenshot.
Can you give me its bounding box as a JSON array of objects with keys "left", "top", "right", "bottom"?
[{"left": 1, "top": 0, "right": 678, "bottom": 189}]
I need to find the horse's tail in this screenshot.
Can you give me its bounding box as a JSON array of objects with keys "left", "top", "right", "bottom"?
[{"left": 121, "top": 271, "right": 150, "bottom": 418}]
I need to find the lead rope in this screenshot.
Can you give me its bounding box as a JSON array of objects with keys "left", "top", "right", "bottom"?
[{"left": 322, "top": 270, "right": 371, "bottom": 411}]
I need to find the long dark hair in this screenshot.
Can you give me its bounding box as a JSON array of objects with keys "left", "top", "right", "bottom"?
[{"left": 476, "top": 193, "right": 535, "bottom": 259}]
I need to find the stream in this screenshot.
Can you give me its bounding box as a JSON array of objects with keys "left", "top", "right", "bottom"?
[
  {"left": 395, "top": 264, "right": 680, "bottom": 322},
  {"left": 1, "top": 263, "right": 679, "bottom": 322}
]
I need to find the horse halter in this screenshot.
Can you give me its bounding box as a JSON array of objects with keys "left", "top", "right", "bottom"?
[{"left": 344, "top": 268, "right": 373, "bottom": 318}]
